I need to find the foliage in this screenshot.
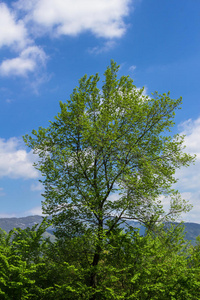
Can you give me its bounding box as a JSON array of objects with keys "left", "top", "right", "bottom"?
[
  {"left": 0, "top": 61, "right": 199, "bottom": 298},
  {"left": 23, "top": 60, "right": 195, "bottom": 296},
  {"left": 0, "top": 220, "right": 49, "bottom": 299},
  {"left": 24, "top": 61, "right": 194, "bottom": 230},
  {"left": 97, "top": 224, "right": 197, "bottom": 299},
  {"left": 0, "top": 223, "right": 200, "bottom": 299}
]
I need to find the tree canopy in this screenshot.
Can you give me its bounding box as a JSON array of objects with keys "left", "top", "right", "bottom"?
[{"left": 24, "top": 60, "right": 195, "bottom": 296}]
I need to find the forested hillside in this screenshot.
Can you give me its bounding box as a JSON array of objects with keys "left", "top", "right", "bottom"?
[{"left": 1, "top": 219, "right": 200, "bottom": 299}]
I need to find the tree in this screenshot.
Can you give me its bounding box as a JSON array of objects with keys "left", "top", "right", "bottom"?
[
  {"left": 24, "top": 60, "right": 194, "bottom": 297},
  {"left": 90, "top": 223, "right": 198, "bottom": 300},
  {"left": 0, "top": 221, "right": 49, "bottom": 300}
]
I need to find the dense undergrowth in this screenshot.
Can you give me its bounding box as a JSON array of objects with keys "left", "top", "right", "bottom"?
[{"left": 0, "top": 219, "right": 200, "bottom": 300}]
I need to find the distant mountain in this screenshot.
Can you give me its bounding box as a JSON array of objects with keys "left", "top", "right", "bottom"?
[
  {"left": 0, "top": 216, "right": 199, "bottom": 245},
  {"left": 0, "top": 215, "right": 54, "bottom": 240},
  {"left": 125, "top": 221, "right": 200, "bottom": 245},
  {"left": 181, "top": 222, "right": 200, "bottom": 245},
  {"left": 0, "top": 215, "right": 44, "bottom": 233}
]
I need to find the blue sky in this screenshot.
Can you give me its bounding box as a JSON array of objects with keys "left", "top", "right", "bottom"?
[{"left": 0, "top": 0, "right": 200, "bottom": 222}]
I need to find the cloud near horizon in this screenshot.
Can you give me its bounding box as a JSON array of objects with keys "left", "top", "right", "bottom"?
[
  {"left": 173, "top": 117, "right": 200, "bottom": 222},
  {"left": 0, "top": 205, "right": 43, "bottom": 218}
]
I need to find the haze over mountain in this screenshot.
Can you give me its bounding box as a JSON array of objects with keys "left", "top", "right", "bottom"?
[{"left": 0, "top": 215, "right": 199, "bottom": 245}]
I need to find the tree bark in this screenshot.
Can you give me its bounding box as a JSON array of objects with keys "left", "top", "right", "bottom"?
[
  {"left": 89, "top": 218, "right": 103, "bottom": 300},
  {"left": 89, "top": 246, "right": 101, "bottom": 300}
]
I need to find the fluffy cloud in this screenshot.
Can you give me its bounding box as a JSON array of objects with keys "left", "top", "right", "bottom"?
[
  {"left": 88, "top": 41, "right": 116, "bottom": 54},
  {"left": 0, "top": 137, "right": 38, "bottom": 179},
  {"left": 173, "top": 117, "right": 200, "bottom": 222},
  {"left": 176, "top": 117, "right": 200, "bottom": 190},
  {"left": 0, "top": 46, "right": 47, "bottom": 76},
  {"left": 25, "top": 205, "right": 43, "bottom": 216},
  {"left": 0, "top": 0, "right": 132, "bottom": 77},
  {"left": 178, "top": 118, "right": 200, "bottom": 160},
  {"left": 0, "top": 3, "right": 47, "bottom": 78},
  {"left": 30, "top": 182, "right": 43, "bottom": 192},
  {"left": 0, "top": 2, "right": 27, "bottom": 49},
  {"left": 15, "top": 0, "right": 131, "bottom": 38}
]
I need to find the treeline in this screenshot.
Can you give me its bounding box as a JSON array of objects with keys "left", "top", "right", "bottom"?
[{"left": 0, "top": 220, "right": 200, "bottom": 299}]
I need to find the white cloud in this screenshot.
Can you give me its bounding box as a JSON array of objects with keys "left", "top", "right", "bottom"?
[
  {"left": 175, "top": 117, "right": 200, "bottom": 191},
  {"left": 0, "top": 212, "right": 18, "bottom": 218},
  {"left": 15, "top": 0, "right": 131, "bottom": 38},
  {"left": 129, "top": 65, "right": 136, "bottom": 72},
  {"left": 0, "top": 2, "right": 27, "bottom": 49},
  {"left": 108, "top": 193, "right": 120, "bottom": 202},
  {"left": 0, "top": 206, "right": 43, "bottom": 218},
  {"left": 171, "top": 117, "right": 200, "bottom": 222},
  {"left": 0, "top": 187, "right": 5, "bottom": 197},
  {"left": 178, "top": 191, "right": 200, "bottom": 223},
  {"left": 31, "top": 182, "right": 43, "bottom": 191},
  {"left": 0, "top": 3, "right": 47, "bottom": 78},
  {"left": 178, "top": 118, "right": 200, "bottom": 160},
  {"left": 0, "top": 0, "right": 132, "bottom": 78},
  {"left": 0, "top": 137, "right": 38, "bottom": 179},
  {"left": 88, "top": 41, "right": 116, "bottom": 54},
  {"left": 0, "top": 46, "right": 47, "bottom": 76},
  {"left": 25, "top": 205, "right": 43, "bottom": 216}
]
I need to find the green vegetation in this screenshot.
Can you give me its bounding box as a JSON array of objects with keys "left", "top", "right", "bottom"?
[
  {"left": 0, "top": 61, "right": 199, "bottom": 299},
  {"left": 0, "top": 222, "right": 200, "bottom": 299}
]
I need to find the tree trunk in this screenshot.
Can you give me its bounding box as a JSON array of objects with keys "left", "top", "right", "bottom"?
[
  {"left": 89, "top": 246, "right": 102, "bottom": 300},
  {"left": 89, "top": 219, "right": 103, "bottom": 300}
]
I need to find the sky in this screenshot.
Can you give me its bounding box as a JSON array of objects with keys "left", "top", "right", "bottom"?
[{"left": 0, "top": 0, "right": 200, "bottom": 223}]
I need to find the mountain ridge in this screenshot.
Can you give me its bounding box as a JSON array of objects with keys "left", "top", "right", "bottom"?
[{"left": 0, "top": 215, "right": 199, "bottom": 244}]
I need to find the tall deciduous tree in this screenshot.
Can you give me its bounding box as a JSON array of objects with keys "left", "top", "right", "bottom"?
[{"left": 24, "top": 61, "right": 194, "bottom": 296}]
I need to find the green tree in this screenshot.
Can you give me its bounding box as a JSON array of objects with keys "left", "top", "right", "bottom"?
[
  {"left": 99, "top": 224, "right": 200, "bottom": 300},
  {"left": 0, "top": 220, "right": 51, "bottom": 299},
  {"left": 10, "top": 219, "right": 49, "bottom": 264},
  {"left": 24, "top": 61, "right": 194, "bottom": 298}
]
